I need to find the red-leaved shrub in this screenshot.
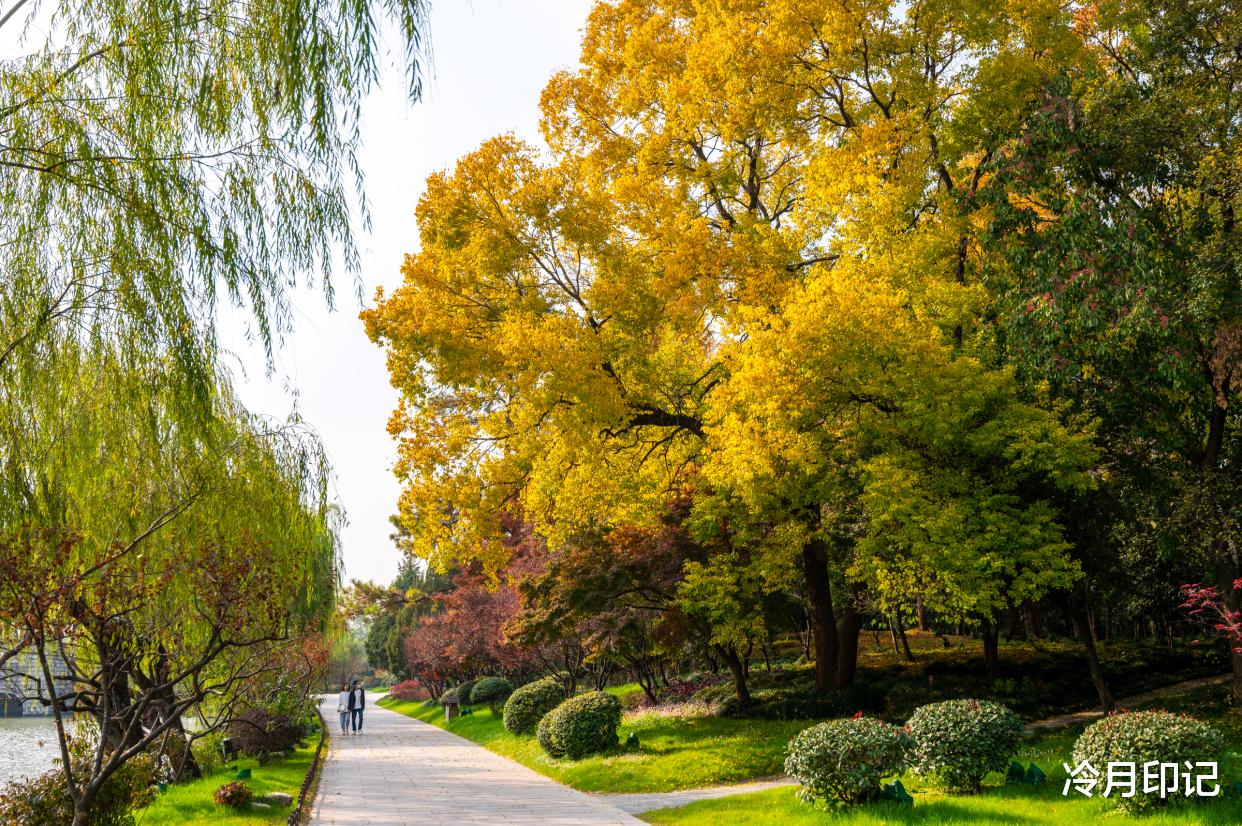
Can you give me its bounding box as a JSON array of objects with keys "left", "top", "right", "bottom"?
[{"left": 389, "top": 680, "right": 429, "bottom": 702}]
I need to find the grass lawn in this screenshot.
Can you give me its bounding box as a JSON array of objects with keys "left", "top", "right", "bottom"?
[
  {"left": 641, "top": 714, "right": 1242, "bottom": 825},
  {"left": 134, "top": 745, "right": 313, "bottom": 826},
  {"left": 378, "top": 695, "right": 806, "bottom": 792},
  {"left": 638, "top": 783, "right": 1242, "bottom": 825}
]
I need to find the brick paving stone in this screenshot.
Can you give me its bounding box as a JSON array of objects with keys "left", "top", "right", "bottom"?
[{"left": 311, "top": 696, "right": 645, "bottom": 826}]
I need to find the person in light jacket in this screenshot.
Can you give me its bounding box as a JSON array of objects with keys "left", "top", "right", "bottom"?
[
  {"left": 336, "top": 681, "right": 351, "bottom": 735},
  {"left": 348, "top": 679, "right": 366, "bottom": 733}
]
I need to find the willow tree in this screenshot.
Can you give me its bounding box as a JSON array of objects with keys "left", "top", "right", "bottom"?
[
  {"left": 0, "top": 0, "right": 428, "bottom": 385},
  {"left": 0, "top": 337, "right": 339, "bottom": 824},
  {"left": 367, "top": 0, "right": 1091, "bottom": 686}
]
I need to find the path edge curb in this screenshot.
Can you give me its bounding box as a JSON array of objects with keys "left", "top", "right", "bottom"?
[{"left": 288, "top": 707, "right": 329, "bottom": 825}]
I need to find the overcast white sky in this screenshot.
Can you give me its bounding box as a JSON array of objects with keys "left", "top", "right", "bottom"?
[{"left": 223, "top": 1, "right": 596, "bottom": 584}]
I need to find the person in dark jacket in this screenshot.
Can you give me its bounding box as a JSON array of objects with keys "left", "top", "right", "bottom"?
[{"left": 348, "top": 679, "right": 366, "bottom": 733}]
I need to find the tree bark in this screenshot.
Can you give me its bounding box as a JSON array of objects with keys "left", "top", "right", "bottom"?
[
  {"left": 896, "top": 614, "right": 914, "bottom": 661},
  {"left": 980, "top": 617, "right": 1000, "bottom": 679},
  {"left": 1068, "top": 598, "right": 1115, "bottom": 710},
  {"left": 835, "top": 585, "right": 864, "bottom": 687},
  {"left": 802, "top": 540, "right": 838, "bottom": 690},
  {"left": 716, "top": 644, "right": 751, "bottom": 705}
]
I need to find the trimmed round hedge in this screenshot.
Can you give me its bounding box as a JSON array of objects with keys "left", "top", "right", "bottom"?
[
  {"left": 444, "top": 678, "right": 478, "bottom": 705},
  {"left": 1072, "top": 710, "right": 1224, "bottom": 812},
  {"left": 503, "top": 676, "right": 564, "bottom": 735},
  {"left": 906, "top": 699, "right": 1023, "bottom": 792},
  {"left": 536, "top": 691, "right": 622, "bottom": 760},
  {"left": 469, "top": 676, "right": 514, "bottom": 710},
  {"left": 785, "top": 716, "right": 912, "bottom": 806}
]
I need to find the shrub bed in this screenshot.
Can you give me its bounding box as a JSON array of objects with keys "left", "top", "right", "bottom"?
[
  {"left": 503, "top": 676, "right": 564, "bottom": 734},
  {"left": 1072, "top": 710, "right": 1225, "bottom": 812},
  {"left": 906, "top": 698, "right": 1023, "bottom": 792},
  {"left": 784, "top": 716, "right": 912, "bottom": 805},
  {"left": 536, "top": 691, "right": 622, "bottom": 759}
]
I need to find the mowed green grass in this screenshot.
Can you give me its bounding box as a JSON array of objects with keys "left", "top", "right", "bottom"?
[
  {"left": 639, "top": 783, "right": 1242, "bottom": 826},
  {"left": 135, "top": 746, "right": 312, "bottom": 825},
  {"left": 378, "top": 696, "right": 806, "bottom": 792},
  {"left": 641, "top": 728, "right": 1242, "bottom": 826}
]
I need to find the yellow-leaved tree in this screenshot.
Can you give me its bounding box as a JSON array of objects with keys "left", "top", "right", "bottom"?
[{"left": 365, "top": 0, "right": 1095, "bottom": 687}]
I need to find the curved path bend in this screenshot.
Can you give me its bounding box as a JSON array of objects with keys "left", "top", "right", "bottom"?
[{"left": 311, "top": 696, "right": 644, "bottom": 826}]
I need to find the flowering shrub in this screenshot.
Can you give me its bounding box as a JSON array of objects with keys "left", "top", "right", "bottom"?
[
  {"left": 784, "top": 717, "right": 913, "bottom": 805},
  {"left": 503, "top": 676, "right": 564, "bottom": 735},
  {"left": 906, "top": 699, "right": 1023, "bottom": 792},
  {"left": 536, "top": 691, "right": 622, "bottom": 759},
  {"left": 389, "top": 680, "right": 428, "bottom": 702},
  {"left": 214, "top": 780, "right": 253, "bottom": 808},
  {"left": 1072, "top": 710, "right": 1224, "bottom": 812}
]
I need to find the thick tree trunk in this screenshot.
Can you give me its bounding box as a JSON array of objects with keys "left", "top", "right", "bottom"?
[
  {"left": 916, "top": 597, "right": 928, "bottom": 632},
  {"left": 835, "top": 586, "right": 864, "bottom": 687},
  {"left": 1023, "top": 602, "right": 1041, "bottom": 640},
  {"left": 802, "top": 540, "right": 838, "bottom": 691},
  {"left": 980, "top": 618, "right": 1000, "bottom": 679},
  {"left": 1068, "top": 598, "right": 1115, "bottom": 710},
  {"left": 717, "top": 644, "right": 751, "bottom": 705},
  {"left": 896, "top": 615, "right": 914, "bottom": 661}
]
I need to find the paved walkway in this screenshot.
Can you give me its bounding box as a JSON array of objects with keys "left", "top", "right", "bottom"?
[
  {"left": 594, "top": 778, "right": 794, "bottom": 814},
  {"left": 311, "top": 696, "right": 644, "bottom": 825},
  {"left": 1025, "top": 674, "right": 1230, "bottom": 733}
]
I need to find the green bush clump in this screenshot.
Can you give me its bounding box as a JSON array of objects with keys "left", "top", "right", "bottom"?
[
  {"left": 784, "top": 717, "right": 913, "bottom": 806},
  {"left": 213, "top": 780, "right": 253, "bottom": 808},
  {"left": 1072, "top": 710, "right": 1224, "bottom": 812},
  {"left": 906, "top": 699, "right": 1024, "bottom": 792},
  {"left": 444, "top": 678, "right": 478, "bottom": 705},
  {"left": 536, "top": 691, "right": 622, "bottom": 759},
  {"left": 227, "top": 708, "right": 306, "bottom": 762},
  {"left": 503, "top": 676, "right": 564, "bottom": 734},
  {"left": 0, "top": 752, "right": 156, "bottom": 826},
  {"left": 469, "top": 676, "right": 513, "bottom": 711}
]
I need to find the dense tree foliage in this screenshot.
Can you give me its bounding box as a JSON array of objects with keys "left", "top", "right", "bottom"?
[
  {"left": 0, "top": 0, "right": 429, "bottom": 821},
  {"left": 364, "top": 0, "right": 1242, "bottom": 708}
]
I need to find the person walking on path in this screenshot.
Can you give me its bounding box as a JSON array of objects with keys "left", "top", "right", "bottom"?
[
  {"left": 336, "top": 682, "right": 352, "bottom": 735},
  {"left": 349, "top": 679, "right": 366, "bottom": 733}
]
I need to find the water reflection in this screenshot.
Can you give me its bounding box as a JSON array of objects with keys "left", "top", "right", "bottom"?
[{"left": 0, "top": 716, "right": 59, "bottom": 786}]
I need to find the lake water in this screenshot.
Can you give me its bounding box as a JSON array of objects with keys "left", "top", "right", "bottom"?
[{"left": 0, "top": 716, "right": 60, "bottom": 786}]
